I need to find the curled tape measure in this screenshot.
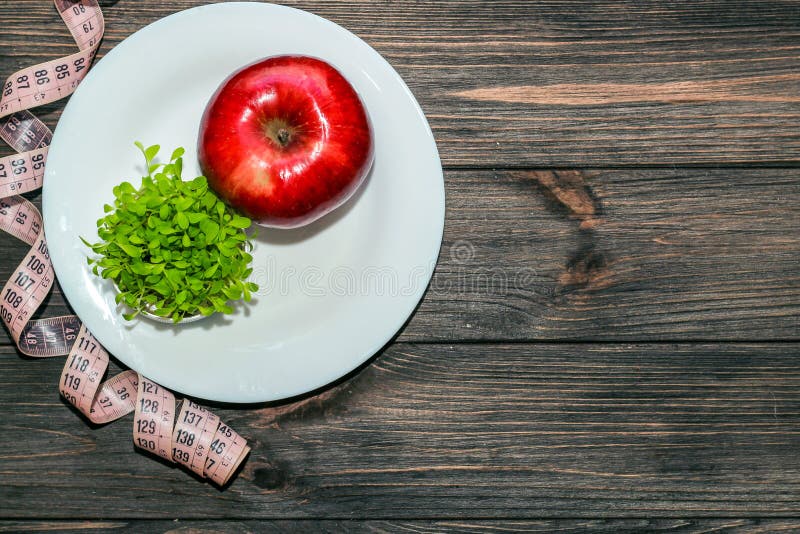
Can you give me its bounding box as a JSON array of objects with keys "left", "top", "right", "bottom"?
[{"left": 0, "top": 0, "right": 250, "bottom": 485}]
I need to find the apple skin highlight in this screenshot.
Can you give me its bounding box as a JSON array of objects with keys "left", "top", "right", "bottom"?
[{"left": 198, "top": 56, "right": 374, "bottom": 228}]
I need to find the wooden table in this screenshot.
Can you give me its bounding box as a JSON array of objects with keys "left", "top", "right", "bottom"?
[{"left": 2, "top": 1, "right": 799, "bottom": 531}]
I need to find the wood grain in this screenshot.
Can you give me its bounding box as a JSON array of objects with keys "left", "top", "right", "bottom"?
[
  {"left": 4, "top": 519, "right": 800, "bottom": 533},
  {"left": 412, "top": 167, "right": 800, "bottom": 341},
  {"left": 2, "top": 343, "right": 800, "bottom": 518},
  {"left": 3, "top": 167, "right": 796, "bottom": 344},
  {"left": 1, "top": 0, "right": 799, "bottom": 525},
  {"left": 1, "top": 0, "right": 799, "bottom": 166}
]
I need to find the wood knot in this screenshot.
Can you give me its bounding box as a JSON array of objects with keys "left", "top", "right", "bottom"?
[
  {"left": 533, "top": 170, "right": 600, "bottom": 225},
  {"left": 253, "top": 464, "right": 289, "bottom": 490},
  {"left": 251, "top": 381, "right": 353, "bottom": 427},
  {"left": 528, "top": 170, "right": 615, "bottom": 295},
  {"left": 558, "top": 245, "right": 614, "bottom": 293}
]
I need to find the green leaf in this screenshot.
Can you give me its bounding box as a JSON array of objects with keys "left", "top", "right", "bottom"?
[
  {"left": 156, "top": 174, "right": 172, "bottom": 196},
  {"left": 197, "top": 304, "right": 215, "bottom": 316},
  {"left": 190, "top": 176, "right": 207, "bottom": 189},
  {"left": 117, "top": 242, "right": 142, "bottom": 258},
  {"left": 174, "top": 211, "right": 189, "bottom": 230},
  {"left": 142, "top": 194, "right": 162, "bottom": 209},
  {"left": 152, "top": 278, "right": 172, "bottom": 296},
  {"left": 186, "top": 211, "right": 207, "bottom": 224},
  {"left": 200, "top": 219, "right": 219, "bottom": 244},
  {"left": 218, "top": 243, "right": 235, "bottom": 257},
  {"left": 123, "top": 293, "right": 138, "bottom": 307},
  {"left": 175, "top": 290, "right": 188, "bottom": 305},
  {"left": 101, "top": 267, "right": 122, "bottom": 279},
  {"left": 174, "top": 197, "right": 194, "bottom": 211},
  {"left": 203, "top": 264, "right": 218, "bottom": 278},
  {"left": 154, "top": 306, "right": 175, "bottom": 317},
  {"left": 230, "top": 215, "right": 251, "bottom": 229},
  {"left": 144, "top": 144, "right": 160, "bottom": 164},
  {"left": 118, "top": 181, "right": 136, "bottom": 195},
  {"left": 224, "top": 285, "right": 242, "bottom": 301},
  {"left": 130, "top": 262, "right": 152, "bottom": 275},
  {"left": 164, "top": 268, "right": 183, "bottom": 287}
]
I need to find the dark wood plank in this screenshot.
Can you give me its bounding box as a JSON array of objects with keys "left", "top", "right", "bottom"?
[
  {"left": 3, "top": 343, "right": 800, "bottom": 518},
  {"left": 411, "top": 167, "right": 800, "bottom": 341},
  {"left": 4, "top": 519, "right": 800, "bottom": 533},
  {"left": 4, "top": 168, "right": 797, "bottom": 344},
  {"left": 1, "top": 0, "right": 800, "bottom": 166}
]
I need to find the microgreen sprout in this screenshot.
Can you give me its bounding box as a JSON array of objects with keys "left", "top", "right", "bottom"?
[{"left": 81, "top": 142, "right": 259, "bottom": 323}]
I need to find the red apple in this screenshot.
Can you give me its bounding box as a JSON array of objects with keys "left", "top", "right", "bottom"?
[{"left": 198, "top": 55, "right": 374, "bottom": 228}]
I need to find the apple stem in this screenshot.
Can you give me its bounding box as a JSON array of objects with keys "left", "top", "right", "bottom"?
[{"left": 277, "top": 128, "right": 291, "bottom": 146}]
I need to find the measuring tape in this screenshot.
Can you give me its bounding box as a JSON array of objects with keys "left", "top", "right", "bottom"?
[{"left": 0, "top": 0, "right": 250, "bottom": 485}]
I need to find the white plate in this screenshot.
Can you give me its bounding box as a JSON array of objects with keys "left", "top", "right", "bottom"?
[{"left": 43, "top": 2, "right": 444, "bottom": 403}]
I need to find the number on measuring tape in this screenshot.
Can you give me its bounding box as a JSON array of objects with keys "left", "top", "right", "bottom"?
[
  {"left": 14, "top": 271, "right": 35, "bottom": 291},
  {"left": 0, "top": 0, "right": 250, "bottom": 486},
  {"left": 26, "top": 255, "right": 45, "bottom": 274},
  {"left": 136, "top": 418, "right": 156, "bottom": 434},
  {"left": 139, "top": 398, "right": 158, "bottom": 413},
  {"left": 63, "top": 373, "right": 81, "bottom": 390},
  {"left": 173, "top": 448, "right": 190, "bottom": 463},
  {"left": 176, "top": 429, "right": 195, "bottom": 446},
  {"left": 69, "top": 354, "right": 89, "bottom": 372},
  {"left": 183, "top": 410, "right": 203, "bottom": 425}
]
